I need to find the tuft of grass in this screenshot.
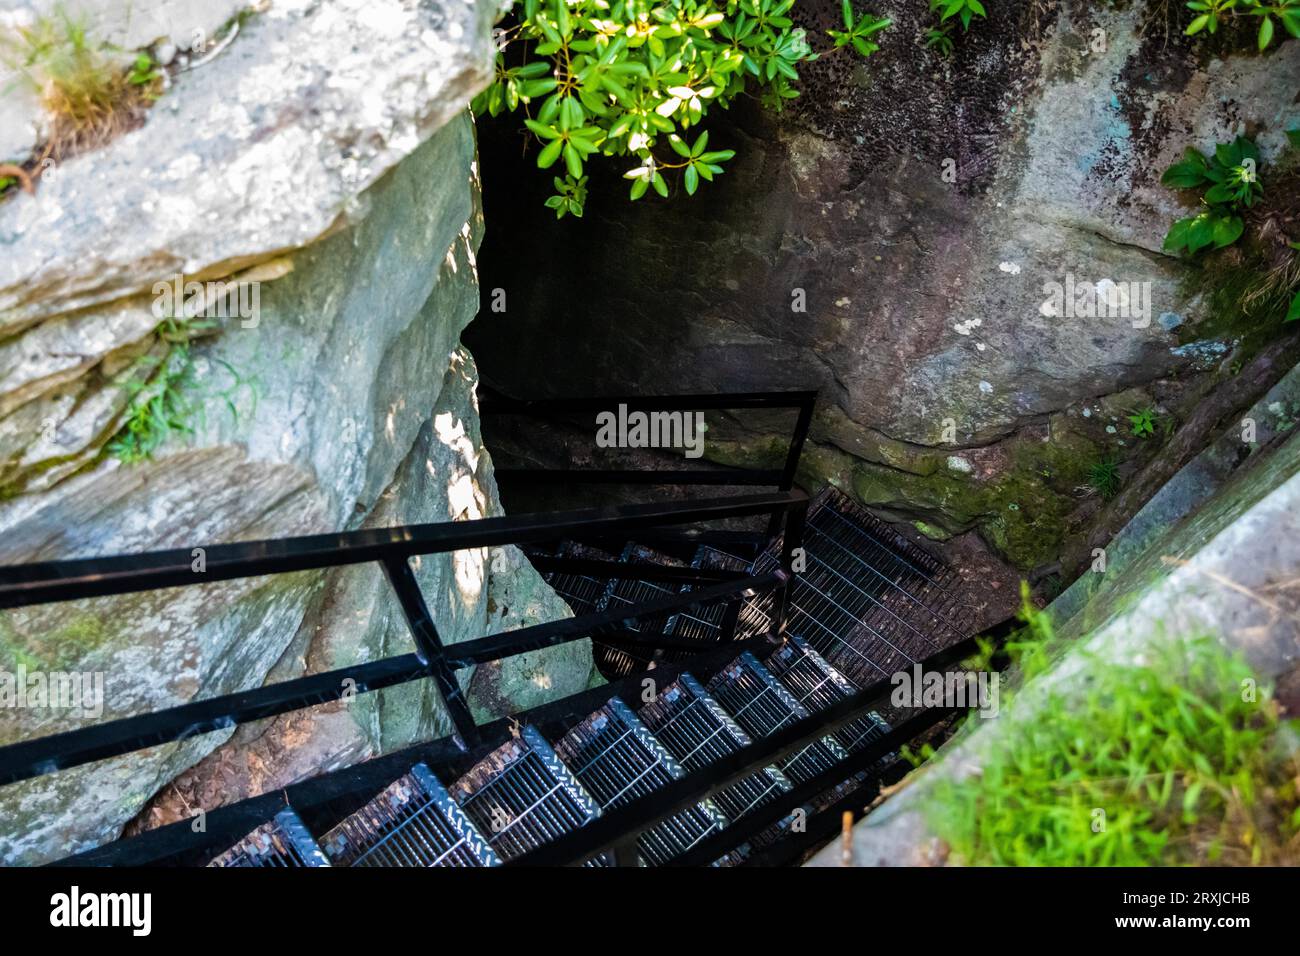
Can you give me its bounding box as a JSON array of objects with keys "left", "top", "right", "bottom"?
[
  {"left": 106, "top": 318, "right": 246, "bottom": 464},
  {"left": 914, "top": 597, "right": 1300, "bottom": 866},
  {"left": 1086, "top": 455, "right": 1122, "bottom": 500},
  {"left": 1, "top": 9, "right": 160, "bottom": 162}
]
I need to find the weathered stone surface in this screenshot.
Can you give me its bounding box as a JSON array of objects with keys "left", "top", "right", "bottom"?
[
  {"left": 0, "top": 0, "right": 591, "bottom": 865},
  {"left": 0, "top": 0, "right": 251, "bottom": 161},
  {"left": 807, "top": 392, "right": 1300, "bottom": 866},
  {"left": 468, "top": 0, "right": 1299, "bottom": 570},
  {"left": 0, "top": 0, "right": 497, "bottom": 326}
]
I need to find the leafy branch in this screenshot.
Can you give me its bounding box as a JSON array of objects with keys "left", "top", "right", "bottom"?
[{"left": 473, "top": 0, "right": 890, "bottom": 218}]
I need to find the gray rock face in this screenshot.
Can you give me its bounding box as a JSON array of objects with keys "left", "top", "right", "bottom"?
[
  {"left": 0, "top": 1, "right": 252, "bottom": 162},
  {"left": 0, "top": 0, "right": 591, "bottom": 865},
  {"left": 468, "top": 1, "right": 1299, "bottom": 568},
  {"left": 0, "top": 0, "right": 497, "bottom": 326},
  {"left": 1, "top": 0, "right": 248, "bottom": 50}
]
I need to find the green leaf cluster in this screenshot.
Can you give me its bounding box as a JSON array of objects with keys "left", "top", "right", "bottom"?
[
  {"left": 928, "top": 0, "right": 986, "bottom": 32},
  {"left": 924, "top": 25, "right": 955, "bottom": 56},
  {"left": 827, "top": 0, "right": 890, "bottom": 56},
  {"left": 127, "top": 52, "right": 161, "bottom": 86},
  {"left": 473, "top": 0, "right": 889, "bottom": 215},
  {"left": 1185, "top": 0, "right": 1300, "bottom": 51},
  {"left": 1127, "top": 406, "right": 1160, "bottom": 439},
  {"left": 107, "top": 319, "right": 248, "bottom": 464},
  {"left": 1161, "top": 136, "right": 1261, "bottom": 256}
]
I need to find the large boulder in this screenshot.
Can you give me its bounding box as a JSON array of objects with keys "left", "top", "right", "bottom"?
[{"left": 0, "top": 0, "right": 591, "bottom": 865}]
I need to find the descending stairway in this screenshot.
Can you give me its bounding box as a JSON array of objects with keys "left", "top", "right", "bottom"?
[
  {"left": 552, "top": 697, "right": 729, "bottom": 865},
  {"left": 203, "top": 487, "right": 970, "bottom": 867}
]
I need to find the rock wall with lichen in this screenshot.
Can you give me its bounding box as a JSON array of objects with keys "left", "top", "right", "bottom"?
[
  {"left": 0, "top": 0, "right": 592, "bottom": 865},
  {"left": 467, "top": 0, "right": 1300, "bottom": 574},
  {"left": 808, "top": 381, "right": 1300, "bottom": 866}
]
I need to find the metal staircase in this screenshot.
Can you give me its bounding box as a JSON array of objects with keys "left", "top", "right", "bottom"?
[
  {"left": 205, "top": 636, "right": 890, "bottom": 868},
  {"left": 0, "top": 390, "right": 1001, "bottom": 868}
]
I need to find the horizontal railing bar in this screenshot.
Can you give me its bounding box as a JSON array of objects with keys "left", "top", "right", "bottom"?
[
  {"left": 525, "top": 555, "right": 748, "bottom": 584},
  {"left": 665, "top": 709, "right": 952, "bottom": 866},
  {"left": 446, "top": 572, "right": 782, "bottom": 667},
  {"left": 508, "top": 628, "right": 1007, "bottom": 866},
  {"left": 58, "top": 636, "right": 770, "bottom": 866},
  {"left": 0, "top": 491, "right": 804, "bottom": 609},
  {"left": 0, "top": 653, "right": 429, "bottom": 788},
  {"left": 494, "top": 468, "right": 783, "bottom": 486},
  {"left": 0, "top": 573, "right": 781, "bottom": 788},
  {"left": 480, "top": 390, "right": 819, "bottom": 415}
]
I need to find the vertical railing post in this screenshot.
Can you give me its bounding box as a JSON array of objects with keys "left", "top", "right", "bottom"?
[
  {"left": 764, "top": 394, "right": 815, "bottom": 540},
  {"left": 382, "top": 556, "right": 481, "bottom": 748},
  {"left": 771, "top": 496, "right": 807, "bottom": 641}
]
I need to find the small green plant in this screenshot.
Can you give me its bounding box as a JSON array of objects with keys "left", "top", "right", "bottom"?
[
  {"left": 924, "top": 24, "right": 955, "bottom": 56},
  {"left": 827, "top": 0, "right": 891, "bottom": 56},
  {"left": 107, "top": 321, "right": 204, "bottom": 463},
  {"left": 913, "top": 604, "right": 1300, "bottom": 865},
  {"left": 1086, "top": 455, "right": 1121, "bottom": 500},
  {"left": 929, "top": 0, "right": 987, "bottom": 31},
  {"left": 474, "top": 0, "right": 890, "bottom": 216},
  {"left": 1127, "top": 406, "right": 1158, "bottom": 438},
  {"left": 127, "top": 51, "right": 161, "bottom": 87},
  {"left": 1161, "top": 135, "right": 1261, "bottom": 255},
  {"left": 544, "top": 173, "right": 589, "bottom": 218},
  {"left": 1184, "top": 0, "right": 1300, "bottom": 51}
]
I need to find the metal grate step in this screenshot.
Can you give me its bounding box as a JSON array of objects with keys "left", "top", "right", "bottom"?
[
  {"left": 208, "top": 808, "right": 330, "bottom": 867},
  {"left": 451, "top": 725, "right": 601, "bottom": 861},
  {"left": 765, "top": 635, "right": 891, "bottom": 757},
  {"left": 539, "top": 541, "right": 619, "bottom": 616},
  {"left": 554, "top": 697, "right": 727, "bottom": 866},
  {"left": 653, "top": 545, "right": 750, "bottom": 655},
  {"left": 705, "top": 651, "right": 851, "bottom": 788},
  {"left": 320, "top": 763, "right": 498, "bottom": 867},
  {"left": 692, "top": 543, "right": 778, "bottom": 642},
  {"left": 748, "top": 487, "right": 969, "bottom": 686},
  {"left": 590, "top": 543, "right": 691, "bottom": 679},
  {"left": 638, "top": 672, "right": 793, "bottom": 825}
]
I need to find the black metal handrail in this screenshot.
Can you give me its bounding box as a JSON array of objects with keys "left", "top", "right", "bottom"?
[
  {"left": 0, "top": 388, "right": 893, "bottom": 867},
  {"left": 0, "top": 489, "right": 807, "bottom": 786}
]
